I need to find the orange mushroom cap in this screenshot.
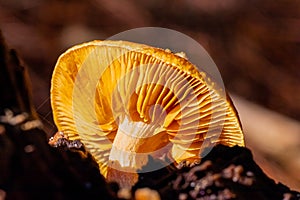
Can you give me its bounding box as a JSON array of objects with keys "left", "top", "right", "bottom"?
[{"left": 50, "top": 40, "right": 244, "bottom": 187}]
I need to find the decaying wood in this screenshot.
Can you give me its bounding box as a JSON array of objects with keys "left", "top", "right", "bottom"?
[{"left": 0, "top": 31, "right": 36, "bottom": 118}]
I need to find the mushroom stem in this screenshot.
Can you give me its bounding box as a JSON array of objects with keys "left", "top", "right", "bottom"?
[
  {"left": 108, "top": 129, "right": 149, "bottom": 171},
  {"left": 108, "top": 116, "right": 160, "bottom": 170},
  {"left": 107, "top": 116, "right": 169, "bottom": 187}
]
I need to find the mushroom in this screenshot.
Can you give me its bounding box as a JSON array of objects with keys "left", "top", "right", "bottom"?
[{"left": 50, "top": 40, "right": 244, "bottom": 187}]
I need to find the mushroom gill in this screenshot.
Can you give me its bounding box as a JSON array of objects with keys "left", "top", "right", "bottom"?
[{"left": 50, "top": 40, "right": 244, "bottom": 187}]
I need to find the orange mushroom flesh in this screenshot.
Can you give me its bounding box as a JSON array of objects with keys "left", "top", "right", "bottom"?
[{"left": 50, "top": 40, "right": 244, "bottom": 187}]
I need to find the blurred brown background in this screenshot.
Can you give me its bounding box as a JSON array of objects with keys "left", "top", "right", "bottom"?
[{"left": 0, "top": 0, "right": 299, "bottom": 191}]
